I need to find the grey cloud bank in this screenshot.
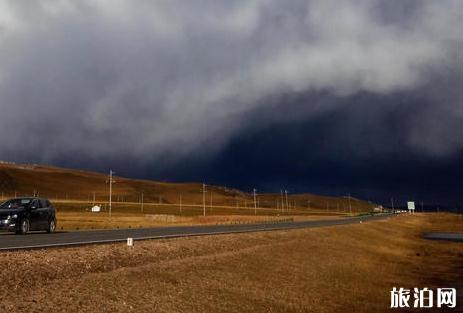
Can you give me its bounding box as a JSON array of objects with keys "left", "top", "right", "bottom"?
[{"left": 0, "top": 1, "right": 463, "bottom": 202}]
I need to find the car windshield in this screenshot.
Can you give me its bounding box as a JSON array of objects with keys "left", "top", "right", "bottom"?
[{"left": 0, "top": 199, "right": 32, "bottom": 210}]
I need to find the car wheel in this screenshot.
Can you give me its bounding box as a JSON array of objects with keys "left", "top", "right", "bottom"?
[
  {"left": 19, "top": 219, "right": 29, "bottom": 235},
  {"left": 47, "top": 219, "right": 56, "bottom": 233}
]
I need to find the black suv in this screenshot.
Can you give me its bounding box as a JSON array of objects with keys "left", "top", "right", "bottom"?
[{"left": 0, "top": 197, "right": 57, "bottom": 234}]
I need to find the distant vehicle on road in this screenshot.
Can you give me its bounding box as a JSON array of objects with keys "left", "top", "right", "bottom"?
[{"left": 0, "top": 197, "right": 57, "bottom": 234}]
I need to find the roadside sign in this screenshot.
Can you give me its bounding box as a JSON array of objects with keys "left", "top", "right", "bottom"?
[{"left": 407, "top": 201, "right": 415, "bottom": 214}]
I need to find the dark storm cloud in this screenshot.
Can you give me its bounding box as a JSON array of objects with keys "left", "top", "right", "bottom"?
[
  {"left": 153, "top": 89, "right": 463, "bottom": 204},
  {"left": 0, "top": 1, "right": 462, "bottom": 203}
]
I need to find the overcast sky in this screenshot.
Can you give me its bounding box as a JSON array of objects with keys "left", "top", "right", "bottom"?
[{"left": 1, "top": 1, "right": 462, "bottom": 205}]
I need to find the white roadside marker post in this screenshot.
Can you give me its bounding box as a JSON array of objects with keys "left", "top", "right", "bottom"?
[{"left": 127, "top": 238, "right": 134, "bottom": 247}]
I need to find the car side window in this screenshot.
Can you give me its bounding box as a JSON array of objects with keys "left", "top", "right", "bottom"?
[
  {"left": 39, "top": 199, "right": 48, "bottom": 208},
  {"left": 30, "top": 199, "right": 39, "bottom": 208}
]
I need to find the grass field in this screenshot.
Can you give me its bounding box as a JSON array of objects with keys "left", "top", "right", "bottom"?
[
  {"left": 55, "top": 211, "right": 319, "bottom": 230},
  {"left": 0, "top": 213, "right": 461, "bottom": 312},
  {"left": 54, "top": 200, "right": 347, "bottom": 230}
]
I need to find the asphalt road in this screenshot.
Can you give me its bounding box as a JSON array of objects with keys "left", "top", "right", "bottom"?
[
  {"left": 0, "top": 214, "right": 391, "bottom": 251},
  {"left": 423, "top": 232, "right": 463, "bottom": 242}
]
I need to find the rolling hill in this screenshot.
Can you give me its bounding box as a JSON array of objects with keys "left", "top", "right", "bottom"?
[{"left": 0, "top": 161, "right": 377, "bottom": 213}]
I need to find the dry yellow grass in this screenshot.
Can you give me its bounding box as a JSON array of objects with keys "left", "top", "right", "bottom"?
[
  {"left": 56, "top": 211, "right": 325, "bottom": 230},
  {"left": 0, "top": 213, "right": 461, "bottom": 312},
  {"left": 54, "top": 201, "right": 345, "bottom": 230}
]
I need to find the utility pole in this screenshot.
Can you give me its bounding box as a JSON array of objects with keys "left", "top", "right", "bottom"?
[
  {"left": 210, "top": 191, "right": 213, "bottom": 212},
  {"left": 391, "top": 197, "right": 395, "bottom": 214},
  {"left": 141, "top": 192, "right": 144, "bottom": 213},
  {"left": 253, "top": 188, "right": 257, "bottom": 215},
  {"left": 108, "top": 170, "right": 114, "bottom": 218},
  {"left": 202, "top": 183, "right": 206, "bottom": 217},
  {"left": 421, "top": 201, "right": 424, "bottom": 213},
  {"left": 285, "top": 190, "right": 289, "bottom": 212},
  {"left": 179, "top": 194, "right": 182, "bottom": 214},
  {"left": 92, "top": 191, "right": 96, "bottom": 206},
  {"left": 280, "top": 190, "right": 284, "bottom": 212},
  {"left": 348, "top": 193, "right": 352, "bottom": 215}
]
